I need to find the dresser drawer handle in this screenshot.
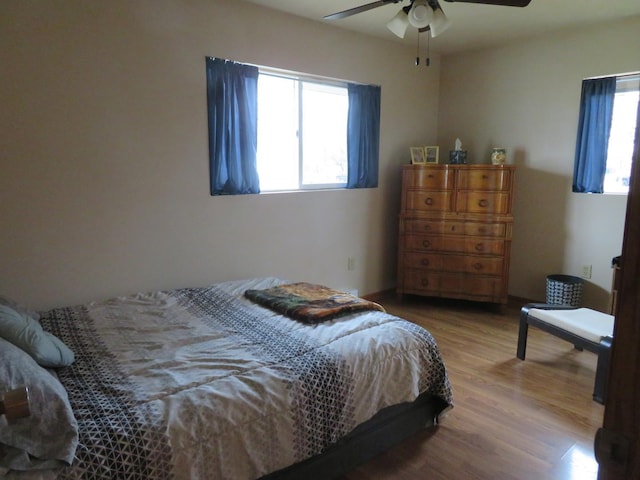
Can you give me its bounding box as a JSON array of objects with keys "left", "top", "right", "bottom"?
[
  {"left": 422, "top": 240, "right": 431, "bottom": 248},
  {"left": 478, "top": 199, "right": 489, "bottom": 208},
  {"left": 475, "top": 243, "right": 485, "bottom": 252},
  {"left": 473, "top": 262, "right": 483, "bottom": 271},
  {"left": 423, "top": 224, "right": 432, "bottom": 231},
  {"left": 477, "top": 227, "right": 487, "bottom": 234},
  {"left": 482, "top": 174, "right": 489, "bottom": 179},
  {"left": 450, "top": 225, "right": 456, "bottom": 232},
  {"left": 421, "top": 258, "right": 430, "bottom": 266},
  {"left": 421, "top": 278, "right": 429, "bottom": 287},
  {"left": 425, "top": 197, "right": 434, "bottom": 206}
]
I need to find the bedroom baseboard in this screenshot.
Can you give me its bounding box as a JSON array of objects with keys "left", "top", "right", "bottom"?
[
  {"left": 365, "top": 289, "right": 536, "bottom": 309},
  {"left": 362, "top": 288, "right": 394, "bottom": 302}
]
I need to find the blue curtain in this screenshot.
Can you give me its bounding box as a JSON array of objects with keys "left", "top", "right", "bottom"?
[
  {"left": 346, "top": 83, "right": 381, "bottom": 189},
  {"left": 206, "top": 57, "right": 260, "bottom": 195},
  {"left": 572, "top": 76, "right": 617, "bottom": 193}
]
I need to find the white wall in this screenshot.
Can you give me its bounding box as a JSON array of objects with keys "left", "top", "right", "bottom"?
[
  {"left": 438, "top": 16, "right": 640, "bottom": 310},
  {"left": 0, "top": 0, "right": 440, "bottom": 309}
]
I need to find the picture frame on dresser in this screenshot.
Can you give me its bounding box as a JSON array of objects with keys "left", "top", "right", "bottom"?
[
  {"left": 424, "top": 146, "right": 439, "bottom": 164},
  {"left": 410, "top": 147, "right": 426, "bottom": 164}
]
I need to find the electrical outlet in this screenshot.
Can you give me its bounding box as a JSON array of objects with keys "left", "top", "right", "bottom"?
[
  {"left": 347, "top": 257, "right": 356, "bottom": 271},
  {"left": 581, "top": 264, "right": 592, "bottom": 279}
]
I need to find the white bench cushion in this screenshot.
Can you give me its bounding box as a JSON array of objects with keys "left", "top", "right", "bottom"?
[{"left": 528, "top": 308, "right": 614, "bottom": 343}]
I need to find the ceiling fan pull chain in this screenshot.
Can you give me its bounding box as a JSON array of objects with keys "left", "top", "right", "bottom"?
[
  {"left": 426, "top": 31, "right": 430, "bottom": 67},
  {"left": 417, "top": 30, "right": 430, "bottom": 67}
]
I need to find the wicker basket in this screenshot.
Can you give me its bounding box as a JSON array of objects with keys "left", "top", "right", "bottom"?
[{"left": 546, "top": 274, "right": 584, "bottom": 307}]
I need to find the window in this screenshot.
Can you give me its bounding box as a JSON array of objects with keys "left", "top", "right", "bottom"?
[
  {"left": 603, "top": 76, "right": 640, "bottom": 193},
  {"left": 257, "top": 73, "right": 348, "bottom": 191},
  {"left": 573, "top": 73, "right": 639, "bottom": 194},
  {"left": 205, "top": 57, "right": 380, "bottom": 196}
]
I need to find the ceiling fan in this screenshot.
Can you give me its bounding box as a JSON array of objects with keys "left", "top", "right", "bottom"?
[{"left": 324, "top": 0, "right": 532, "bottom": 39}]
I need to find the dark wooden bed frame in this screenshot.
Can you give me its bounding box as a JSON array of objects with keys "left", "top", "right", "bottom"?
[{"left": 261, "top": 393, "right": 450, "bottom": 479}]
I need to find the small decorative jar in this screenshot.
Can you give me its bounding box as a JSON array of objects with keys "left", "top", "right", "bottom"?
[{"left": 491, "top": 148, "right": 506, "bottom": 165}]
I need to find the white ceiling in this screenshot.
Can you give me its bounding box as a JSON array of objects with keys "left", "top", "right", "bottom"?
[{"left": 243, "top": 0, "right": 640, "bottom": 55}]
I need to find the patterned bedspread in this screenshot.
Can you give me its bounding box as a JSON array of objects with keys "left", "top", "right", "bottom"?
[{"left": 17, "top": 278, "right": 452, "bottom": 480}]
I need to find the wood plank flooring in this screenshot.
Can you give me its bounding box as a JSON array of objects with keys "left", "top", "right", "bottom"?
[{"left": 343, "top": 294, "right": 604, "bottom": 480}]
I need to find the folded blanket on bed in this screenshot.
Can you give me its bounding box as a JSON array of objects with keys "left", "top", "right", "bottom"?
[{"left": 244, "top": 282, "right": 385, "bottom": 324}]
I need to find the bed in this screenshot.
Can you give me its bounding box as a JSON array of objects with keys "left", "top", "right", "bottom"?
[{"left": 0, "top": 277, "right": 452, "bottom": 479}]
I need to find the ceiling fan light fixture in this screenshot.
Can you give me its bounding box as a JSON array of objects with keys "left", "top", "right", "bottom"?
[
  {"left": 408, "top": 0, "right": 434, "bottom": 29},
  {"left": 429, "top": 7, "right": 452, "bottom": 37},
  {"left": 386, "top": 10, "right": 409, "bottom": 38}
]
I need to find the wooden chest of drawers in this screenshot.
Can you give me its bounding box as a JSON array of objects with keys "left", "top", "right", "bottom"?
[{"left": 397, "top": 164, "right": 515, "bottom": 304}]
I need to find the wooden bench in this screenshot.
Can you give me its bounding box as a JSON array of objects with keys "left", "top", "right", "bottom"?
[{"left": 516, "top": 303, "right": 614, "bottom": 404}]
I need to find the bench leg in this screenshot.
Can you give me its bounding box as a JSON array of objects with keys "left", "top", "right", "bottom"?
[
  {"left": 517, "top": 314, "right": 529, "bottom": 360},
  {"left": 593, "top": 337, "right": 612, "bottom": 404}
]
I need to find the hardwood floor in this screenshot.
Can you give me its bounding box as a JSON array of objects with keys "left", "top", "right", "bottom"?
[{"left": 343, "top": 294, "right": 604, "bottom": 480}]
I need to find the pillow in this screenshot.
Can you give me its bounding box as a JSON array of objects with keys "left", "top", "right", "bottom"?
[
  {"left": 0, "top": 305, "right": 74, "bottom": 368},
  {"left": 0, "top": 336, "right": 78, "bottom": 474},
  {"left": 0, "top": 295, "right": 39, "bottom": 321}
]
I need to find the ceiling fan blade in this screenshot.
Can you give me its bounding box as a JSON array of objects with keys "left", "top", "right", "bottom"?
[
  {"left": 324, "top": 0, "right": 402, "bottom": 20},
  {"left": 443, "top": 0, "right": 531, "bottom": 6}
]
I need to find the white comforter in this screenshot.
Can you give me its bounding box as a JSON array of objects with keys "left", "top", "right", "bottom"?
[{"left": 18, "top": 278, "right": 452, "bottom": 479}]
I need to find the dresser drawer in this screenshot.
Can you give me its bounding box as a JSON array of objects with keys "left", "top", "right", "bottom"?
[
  {"left": 401, "top": 271, "right": 441, "bottom": 292},
  {"left": 405, "top": 191, "right": 454, "bottom": 212},
  {"left": 404, "top": 167, "right": 455, "bottom": 189},
  {"left": 438, "top": 274, "right": 504, "bottom": 298},
  {"left": 401, "top": 270, "right": 504, "bottom": 299},
  {"left": 457, "top": 168, "right": 513, "bottom": 191},
  {"left": 463, "top": 222, "right": 507, "bottom": 237},
  {"left": 403, "top": 219, "right": 456, "bottom": 235},
  {"left": 402, "top": 219, "right": 507, "bottom": 237},
  {"left": 402, "top": 252, "right": 504, "bottom": 275},
  {"left": 404, "top": 234, "right": 505, "bottom": 255},
  {"left": 456, "top": 192, "right": 511, "bottom": 214}
]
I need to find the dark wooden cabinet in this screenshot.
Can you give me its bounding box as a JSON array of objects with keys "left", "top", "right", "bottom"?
[{"left": 397, "top": 164, "right": 515, "bottom": 304}]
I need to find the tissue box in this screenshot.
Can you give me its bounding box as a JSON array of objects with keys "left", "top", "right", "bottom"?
[{"left": 449, "top": 150, "right": 467, "bottom": 164}]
